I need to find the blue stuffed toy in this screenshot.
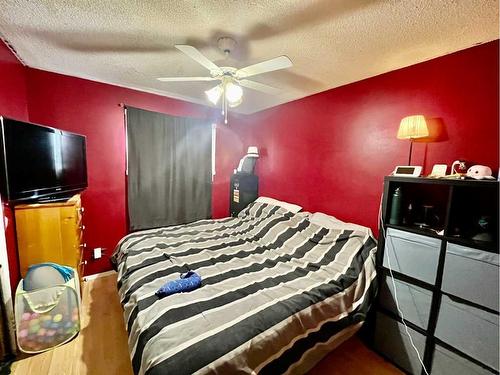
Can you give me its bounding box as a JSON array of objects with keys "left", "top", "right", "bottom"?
[{"left": 155, "top": 271, "right": 202, "bottom": 298}]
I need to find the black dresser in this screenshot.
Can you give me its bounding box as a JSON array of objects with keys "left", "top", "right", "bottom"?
[{"left": 371, "top": 176, "right": 499, "bottom": 375}]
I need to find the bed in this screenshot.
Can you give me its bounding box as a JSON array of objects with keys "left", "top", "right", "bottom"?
[{"left": 112, "top": 201, "right": 378, "bottom": 375}]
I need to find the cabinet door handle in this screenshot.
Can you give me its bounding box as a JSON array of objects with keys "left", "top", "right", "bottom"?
[
  {"left": 79, "top": 207, "right": 85, "bottom": 214},
  {"left": 80, "top": 243, "right": 87, "bottom": 249},
  {"left": 79, "top": 225, "right": 85, "bottom": 230}
]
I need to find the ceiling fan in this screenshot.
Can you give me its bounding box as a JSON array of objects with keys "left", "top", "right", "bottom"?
[{"left": 157, "top": 37, "right": 293, "bottom": 123}]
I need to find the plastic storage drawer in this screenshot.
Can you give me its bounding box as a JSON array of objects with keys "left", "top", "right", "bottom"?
[
  {"left": 15, "top": 272, "right": 81, "bottom": 353},
  {"left": 441, "top": 243, "right": 499, "bottom": 311},
  {"left": 431, "top": 344, "right": 494, "bottom": 375},
  {"left": 383, "top": 228, "right": 441, "bottom": 284},
  {"left": 379, "top": 275, "right": 433, "bottom": 329},
  {"left": 374, "top": 311, "right": 426, "bottom": 374},
  {"left": 435, "top": 295, "right": 499, "bottom": 371}
]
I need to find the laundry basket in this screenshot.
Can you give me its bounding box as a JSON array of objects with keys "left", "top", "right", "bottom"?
[{"left": 15, "top": 267, "right": 81, "bottom": 353}]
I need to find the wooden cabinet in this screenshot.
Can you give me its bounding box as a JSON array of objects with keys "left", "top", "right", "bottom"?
[{"left": 15, "top": 195, "right": 85, "bottom": 280}]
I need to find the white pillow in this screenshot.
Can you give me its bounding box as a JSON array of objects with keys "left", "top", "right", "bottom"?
[
  {"left": 310, "top": 212, "right": 372, "bottom": 235},
  {"left": 255, "top": 197, "right": 302, "bottom": 213},
  {"left": 309, "top": 212, "right": 343, "bottom": 226}
]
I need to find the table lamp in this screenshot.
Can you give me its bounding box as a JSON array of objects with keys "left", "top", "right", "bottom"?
[{"left": 397, "top": 115, "right": 429, "bottom": 165}]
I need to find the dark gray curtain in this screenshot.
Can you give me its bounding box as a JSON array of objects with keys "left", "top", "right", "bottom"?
[{"left": 126, "top": 107, "right": 212, "bottom": 231}]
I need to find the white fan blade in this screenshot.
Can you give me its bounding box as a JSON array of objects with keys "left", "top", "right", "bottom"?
[
  {"left": 157, "top": 77, "right": 217, "bottom": 82},
  {"left": 239, "top": 79, "right": 281, "bottom": 95},
  {"left": 175, "top": 45, "right": 222, "bottom": 74},
  {"left": 236, "top": 56, "right": 292, "bottom": 79}
]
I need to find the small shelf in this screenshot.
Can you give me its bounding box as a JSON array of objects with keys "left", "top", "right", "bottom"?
[
  {"left": 385, "top": 176, "right": 499, "bottom": 187},
  {"left": 447, "top": 182, "right": 499, "bottom": 253},
  {"left": 384, "top": 176, "right": 499, "bottom": 253}
]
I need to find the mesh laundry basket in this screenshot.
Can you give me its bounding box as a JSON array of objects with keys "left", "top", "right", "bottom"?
[{"left": 15, "top": 268, "right": 81, "bottom": 353}]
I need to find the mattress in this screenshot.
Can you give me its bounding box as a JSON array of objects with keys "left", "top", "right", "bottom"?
[{"left": 112, "top": 202, "right": 378, "bottom": 375}]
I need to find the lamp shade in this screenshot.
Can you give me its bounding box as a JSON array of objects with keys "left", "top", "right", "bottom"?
[{"left": 397, "top": 115, "right": 429, "bottom": 139}]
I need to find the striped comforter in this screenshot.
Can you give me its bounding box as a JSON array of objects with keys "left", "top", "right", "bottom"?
[{"left": 112, "top": 202, "right": 378, "bottom": 375}]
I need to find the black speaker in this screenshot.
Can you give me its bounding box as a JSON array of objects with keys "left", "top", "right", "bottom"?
[{"left": 230, "top": 173, "right": 258, "bottom": 217}]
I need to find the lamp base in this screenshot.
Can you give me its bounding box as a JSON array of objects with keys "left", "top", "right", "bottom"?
[{"left": 408, "top": 138, "right": 414, "bottom": 165}]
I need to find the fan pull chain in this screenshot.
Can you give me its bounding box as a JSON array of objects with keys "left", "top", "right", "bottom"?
[
  {"left": 221, "top": 82, "right": 228, "bottom": 124},
  {"left": 224, "top": 96, "right": 228, "bottom": 124}
]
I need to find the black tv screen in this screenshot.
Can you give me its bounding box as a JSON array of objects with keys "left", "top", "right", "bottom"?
[{"left": 0, "top": 117, "right": 87, "bottom": 201}]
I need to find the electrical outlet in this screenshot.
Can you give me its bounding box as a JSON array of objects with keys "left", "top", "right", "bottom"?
[{"left": 93, "top": 247, "right": 102, "bottom": 259}]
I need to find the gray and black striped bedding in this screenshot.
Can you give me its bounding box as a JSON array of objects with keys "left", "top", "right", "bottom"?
[{"left": 112, "top": 202, "right": 378, "bottom": 375}]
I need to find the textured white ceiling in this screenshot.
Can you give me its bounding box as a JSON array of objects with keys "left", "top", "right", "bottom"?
[{"left": 0, "top": 0, "right": 498, "bottom": 114}]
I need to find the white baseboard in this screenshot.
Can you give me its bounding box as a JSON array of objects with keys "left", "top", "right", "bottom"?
[{"left": 83, "top": 270, "right": 116, "bottom": 281}]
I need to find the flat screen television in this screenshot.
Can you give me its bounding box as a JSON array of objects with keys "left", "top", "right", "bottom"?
[{"left": 0, "top": 116, "right": 87, "bottom": 202}]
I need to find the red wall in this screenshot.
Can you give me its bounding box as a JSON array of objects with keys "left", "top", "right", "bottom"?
[
  {"left": 0, "top": 42, "right": 29, "bottom": 120},
  {"left": 25, "top": 69, "right": 216, "bottom": 275},
  {"left": 0, "top": 42, "right": 28, "bottom": 290},
  {"left": 0, "top": 39, "right": 498, "bottom": 283},
  {"left": 213, "top": 41, "right": 499, "bottom": 236},
  {"left": 0, "top": 39, "right": 217, "bottom": 280}
]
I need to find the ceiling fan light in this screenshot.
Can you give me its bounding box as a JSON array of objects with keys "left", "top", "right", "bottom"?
[
  {"left": 205, "top": 85, "right": 223, "bottom": 105},
  {"left": 225, "top": 82, "right": 243, "bottom": 104},
  {"left": 228, "top": 96, "right": 242, "bottom": 108}
]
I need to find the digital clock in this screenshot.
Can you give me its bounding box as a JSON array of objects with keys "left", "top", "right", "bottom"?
[{"left": 392, "top": 166, "right": 422, "bottom": 177}]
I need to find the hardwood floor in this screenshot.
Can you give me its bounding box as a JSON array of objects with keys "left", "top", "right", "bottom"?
[
  {"left": 309, "top": 336, "right": 402, "bottom": 375},
  {"left": 11, "top": 274, "right": 401, "bottom": 375},
  {"left": 11, "top": 274, "right": 133, "bottom": 375}
]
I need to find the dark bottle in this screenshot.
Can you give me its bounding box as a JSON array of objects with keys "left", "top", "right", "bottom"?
[{"left": 389, "top": 187, "right": 403, "bottom": 225}]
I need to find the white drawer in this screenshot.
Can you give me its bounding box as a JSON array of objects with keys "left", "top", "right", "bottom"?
[
  {"left": 374, "top": 312, "right": 426, "bottom": 374},
  {"left": 441, "top": 243, "right": 499, "bottom": 311},
  {"left": 383, "top": 228, "right": 441, "bottom": 284},
  {"left": 379, "top": 275, "right": 433, "bottom": 329},
  {"left": 431, "top": 344, "right": 494, "bottom": 375},
  {"left": 435, "top": 295, "right": 499, "bottom": 371}
]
